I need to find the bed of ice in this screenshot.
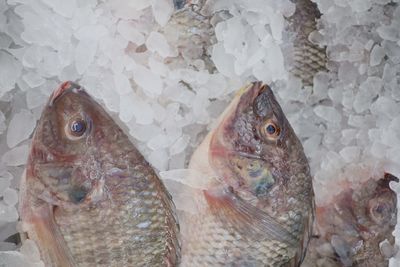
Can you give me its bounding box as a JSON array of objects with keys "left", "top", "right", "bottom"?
[{"left": 0, "top": 0, "right": 399, "bottom": 266}]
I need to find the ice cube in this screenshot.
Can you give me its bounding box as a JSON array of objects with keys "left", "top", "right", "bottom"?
[
  {"left": 339, "top": 146, "right": 361, "bottom": 163},
  {"left": 117, "top": 20, "right": 145, "bottom": 45},
  {"left": 22, "top": 72, "right": 45, "bottom": 88},
  {"left": 133, "top": 65, "right": 163, "bottom": 97},
  {"left": 369, "top": 44, "right": 385, "bottom": 66},
  {"left": 146, "top": 31, "right": 172, "bottom": 58},
  {"left": 74, "top": 25, "right": 108, "bottom": 41},
  {"left": 353, "top": 77, "right": 382, "bottom": 113},
  {"left": 0, "top": 172, "right": 12, "bottom": 196},
  {"left": 74, "top": 40, "right": 97, "bottom": 75},
  {"left": 41, "top": 0, "right": 77, "bottom": 18},
  {"left": 211, "top": 43, "right": 237, "bottom": 77},
  {"left": 169, "top": 135, "right": 190, "bottom": 155},
  {"left": 151, "top": 0, "right": 174, "bottom": 27},
  {"left": 313, "top": 72, "right": 330, "bottom": 99},
  {"left": 2, "top": 144, "right": 30, "bottom": 167},
  {"left": 313, "top": 105, "right": 342, "bottom": 123},
  {"left": 3, "top": 188, "right": 18, "bottom": 206},
  {"left": 147, "top": 133, "right": 171, "bottom": 150},
  {"left": 6, "top": 109, "right": 36, "bottom": 148},
  {"left": 0, "top": 51, "right": 22, "bottom": 96},
  {"left": 0, "top": 202, "right": 18, "bottom": 222},
  {"left": 113, "top": 73, "right": 133, "bottom": 95},
  {"left": 148, "top": 149, "right": 169, "bottom": 171},
  {"left": 377, "top": 24, "right": 400, "bottom": 42}
]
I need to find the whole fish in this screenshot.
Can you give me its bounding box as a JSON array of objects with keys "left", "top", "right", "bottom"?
[
  {"left": 18, "top": 81, "right": 180, "bottom": 267},
  {"left": 175, "top": 82, "right": 314, "bottom": 266},
  {"left": 302, "top": 173, "right": 398, "bottom": 267}
]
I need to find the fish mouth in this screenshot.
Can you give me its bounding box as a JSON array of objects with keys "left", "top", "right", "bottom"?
[{"left": 49, "top": 81, "right": 85, "bottom": 106}]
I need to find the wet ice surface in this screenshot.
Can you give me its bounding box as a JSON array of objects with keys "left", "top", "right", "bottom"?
[{"left": 0, "top": 0, "right": 400, "bottom": 266}]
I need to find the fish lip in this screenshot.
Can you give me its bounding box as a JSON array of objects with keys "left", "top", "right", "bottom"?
[{"left": 49, "top": 81, "right": 83, "bottom": 106}]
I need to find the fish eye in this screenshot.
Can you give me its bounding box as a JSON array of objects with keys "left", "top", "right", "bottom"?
[
  {"left": 369, "top": 196, "right": 394, "bottom": 224},
  {"left": 261, "top": 120, "right": 280, "bottom": 141},
  {"left": 65, "top": 118, "right": 87, "bottom": 140}
]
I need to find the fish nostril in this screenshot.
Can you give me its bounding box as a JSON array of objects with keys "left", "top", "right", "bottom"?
[{"left": 69, "top": 186, "right": 88, "bottom": 203}]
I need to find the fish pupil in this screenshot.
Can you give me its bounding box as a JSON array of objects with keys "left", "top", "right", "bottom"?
[
  {"left": 70, "top": 120, "right": 86, "bottom": 134},
  {"left": 69, "top": 186, "right": 88, "bottom": 203},
  {"left": 266, "top": 124, "right": 276, "bottom": 134}
]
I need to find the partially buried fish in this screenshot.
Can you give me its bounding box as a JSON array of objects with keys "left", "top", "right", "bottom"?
[
  {"left": 302, "top": 173, "right": 398, "bottom": 267},
  {"left": 170, "top": 82, "right": 314, "bottom": 266},
  {"left": 169, "top": 0, "right": 326, "bottom": 86},
  {"left": 18, "top": 82, "right": 180, "bottom": 266}
]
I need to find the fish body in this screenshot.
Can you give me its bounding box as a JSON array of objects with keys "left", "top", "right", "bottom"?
[
  {"left": 302, "top": 174, "right": 398, "bottom": 267},
  {"left": 170, "top": 0, "right": 327, "bottom": 86},
  {"left": 19, "top": 82, "right": 180, "bottom": 267},
  {"left": 288, "top": 0, "right": 327, "bottom": 86},
  {"left": 178, "top": 82, "right": 314, "bottom": 266}
]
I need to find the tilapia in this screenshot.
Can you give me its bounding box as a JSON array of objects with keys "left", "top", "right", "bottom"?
[
  {"left": 18, "top": 81, "right": 180, "bottom": 267},
  {"left": 302, "top": 173, "right": 398, "bottom": 267},
  {"left": 170, "top": 0, "right": 327, "bottom": 86},
  {"left": 174, "top": 82, "right": 314, "bottom": 266},
  {"left": 287, "top": 0, "right": 327, "bottom": 86}
]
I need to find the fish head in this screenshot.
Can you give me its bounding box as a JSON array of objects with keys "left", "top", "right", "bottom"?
[
  {"left": 316, "top": 173, "right": 398, "bottom": 265},
  {"left": 209, "top": 82, "right": 310, "bottom": 200},
  {"left": 353, "top": 174, "right": 398, "bottom": 241},
  {"left": 26, "top": 81, "right": 122, "bottom": 206}
]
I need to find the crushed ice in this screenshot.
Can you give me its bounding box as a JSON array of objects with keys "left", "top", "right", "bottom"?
[{"left": 0, "top": 0, "right": 399, "bottom": 266}]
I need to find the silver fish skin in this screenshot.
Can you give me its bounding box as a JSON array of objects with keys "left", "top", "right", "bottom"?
[
  {"left": 19, "top": 81, "right": 180, "bottom": 267},
  {"left": 302, "top": 173, "right": 398, "bottom": 267},
  {"left": 178, "top": 82, "right": 314, "bottom": 266}
]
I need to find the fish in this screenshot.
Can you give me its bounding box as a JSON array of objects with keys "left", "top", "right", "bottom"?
[
  {"left": 18, "top": 81, "right": 180, "bottom": 267},
  {"left": 302, "top": 173, "right": 398, "bottom": 267},
  {"left": 169, "top": 0, "right": 327, "bottom": 86},
  {"left": 172, "top": 82, "right": 314, "bottom": 266},
  {"left": 287, "top": 0, "right": 327, "bottom": 86}
]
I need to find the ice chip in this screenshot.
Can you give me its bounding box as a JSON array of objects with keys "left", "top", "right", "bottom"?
[
  {"left": 146, "top": 31, "right": 172, "bottom": 58},
  {"left": 313, "top": 105, "right": 342, "bottom": 123},
  {"left": 117, "top": 20, "right": 145, "bottom": 45},
  {"left": 75, "top": 40, "right": 97, "bottom": 74},
  {"left": 339, "top": 146, "right": 361, "bottom": 163},
  {"left": 6, "top": 109, "right": 36, "bottom": 148},
  {"left": 3, "top": 188, "right": 18, "bottom": 206},
  {"left": 22, "top": 72, "right": 45, "bottom": 88},
  {"left": 148, "top": 149, "right": 169, "bottom": 171},
  {"left": 133, "top": 65, "right": 163, "bottom": 97},
  {"left": 2, "top": 144, "right": 30, "bottom": 167},
  {"left": 169, "top": 135, "right": 190, "bottom": 155},
  {"left": 151, "top": 0, "right": 174, "bottom": 26},
  {"left": 74, "top": 25, "right": 108, "bottom": 41},
  {"left": 41, "top": 0, "right": 77, "bottom": 18},
  {"left": 113, "top": 73, "right": 132, "bottom": 95},
  {"left": 369, "top": 44, "right": 385, "bottom": 66},
  {"left": 0, "top": 51, "right": 22, "bottom": 96}
]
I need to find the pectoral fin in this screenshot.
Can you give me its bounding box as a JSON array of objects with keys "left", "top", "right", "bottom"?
[
  {"left": 203, "top": 187, "right": 297, "bottom": 246},
  {"left": 21, "top": 204, "right": 76, "bottom": 267}
]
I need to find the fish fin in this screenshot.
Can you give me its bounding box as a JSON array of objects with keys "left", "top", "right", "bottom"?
[
  {"left": 19, "top": 173, "right": 76, "bottom": 267},
  {"left": 203, "top": 187, "right": 297, "bottom": 246},
  {"left": 21, "top": 205, "right": 76, "bottom": 267}
]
